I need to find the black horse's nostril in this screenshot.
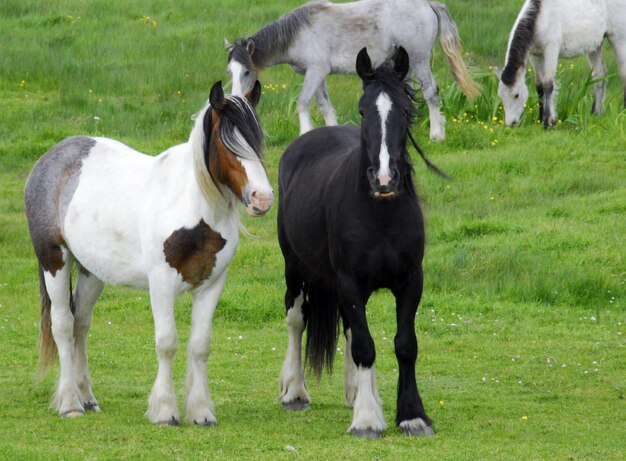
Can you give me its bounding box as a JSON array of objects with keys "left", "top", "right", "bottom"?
[{"left": 366, "top": 166, "right": 376, "bottom": 183}]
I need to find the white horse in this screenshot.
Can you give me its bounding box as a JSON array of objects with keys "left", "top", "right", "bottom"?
[
  {"left": 497, "top": 0, "right": 626, "bottom": 127},
  {"left": 24, "top": 81, "right": 274, "bottom": 425},
  {"left": 227, "top": 0, "right": 479, "bottom": 141}
]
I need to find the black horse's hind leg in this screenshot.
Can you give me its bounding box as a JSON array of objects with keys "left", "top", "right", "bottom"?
[
  {"left": 392, "top": 267, "right": 433, "bottom": 436},
  {"left": 278, "top": 253, "right": 310, "bottom": 410}
]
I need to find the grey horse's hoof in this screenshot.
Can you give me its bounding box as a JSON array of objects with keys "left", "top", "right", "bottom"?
[
  {"left": 282, "top": 397, "right": 310, "bottom": 411},
  {"left": 83, "top": 402, "right": 101, "bottom": 413},
  {"left": 157, "top": 416, "right": 180, "bottom": 426}
]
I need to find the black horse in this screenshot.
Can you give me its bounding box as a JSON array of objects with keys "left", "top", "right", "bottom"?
[{"left": 277, "top": 47, "right": 433, "bottom": 438}]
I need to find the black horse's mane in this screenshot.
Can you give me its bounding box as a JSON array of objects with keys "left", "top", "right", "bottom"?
[{"left": 502, "top": 0, "right": 542, "bottom": 86}]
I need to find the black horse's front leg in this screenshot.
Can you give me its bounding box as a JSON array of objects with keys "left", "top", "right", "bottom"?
[
  {"left": 337, "top": 271, "right": 386, "bottom": 438},
  {"left": 392, "top": 267, "right": 433, "bottom": 436}
]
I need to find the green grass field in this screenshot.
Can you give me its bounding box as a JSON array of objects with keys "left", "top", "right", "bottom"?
[{"left": 0, "top": 0, "right": 624, "bottom": 459}]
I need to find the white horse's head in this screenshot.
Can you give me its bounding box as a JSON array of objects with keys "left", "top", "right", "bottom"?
[
  {"left": 495, "top": 67, "right": 529, "bottom": 126},
  {"left": 225, "top": 39, "right": 259, "bottom": 97}
]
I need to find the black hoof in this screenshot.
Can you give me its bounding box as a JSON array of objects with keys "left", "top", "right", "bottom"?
[
  {"left": 161, "top": 416, "right": 179, "bottom": 426},
  {"left": 83, "top": 402, "right": 100, "bottom": 412},
  {"left": 350, "top": 428, "right": 382, "bottom": 439},
  {"left": 282, "top": 398, "right": 310, "bottom": 411},
  {"left": 194, "top": 418, "right": 217, "bottom": 427}
]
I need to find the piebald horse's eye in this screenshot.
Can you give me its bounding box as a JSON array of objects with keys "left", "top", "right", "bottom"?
[{"left": 514, "top": 93, "right": 520, "bottom": 99}]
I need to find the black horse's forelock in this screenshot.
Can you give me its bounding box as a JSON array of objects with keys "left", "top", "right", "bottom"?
[
  {"left": 233, "top": 2, "right": 323, "bottom": 69},
  {"left": 502, "top": 0, "right": 541, "bottom": 86}
]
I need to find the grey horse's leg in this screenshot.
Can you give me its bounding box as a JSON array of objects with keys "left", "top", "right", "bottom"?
[
  {"left": 297, "top": 67, "right": 330, "bottom": 135},
  {"left": 314, "top": 79, "right": 338, "bottom": 127},
  {"left": 412, "top": 60, "right": 445, "bottom": 141},
  {"left": 587, "top": 46, "right": 607, "bottom": 115}
]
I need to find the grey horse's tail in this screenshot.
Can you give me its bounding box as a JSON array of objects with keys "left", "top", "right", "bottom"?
[
  {"left": 37, "top": 265, "right": 56, "bottom": 375},
  {"left": 431, "top": 2, "right": 480, "bottom": 99}
]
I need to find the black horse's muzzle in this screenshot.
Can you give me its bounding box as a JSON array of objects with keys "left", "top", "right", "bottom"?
[{"left": 367, "top": 166, "right": 400, "bottom": 199}]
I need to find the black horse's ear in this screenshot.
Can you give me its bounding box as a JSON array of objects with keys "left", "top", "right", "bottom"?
[
  {"left": 356, "top": 47, "right": 375, "bottom": 82},
  {"left": 209, "top": 81, "right": 226, "bottom": 112},
  {"left": 393, "top": 46, "right": 410, "bottom": 80},
  {"left": 245, "top": 80, "right": 262, "bottom": 107},
  {"left": 246, "top": 39, "right": 256, "bottom": 56}
]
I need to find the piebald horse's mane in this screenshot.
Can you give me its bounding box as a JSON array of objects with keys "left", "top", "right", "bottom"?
[
  {"left": 190, "top": 94, "right": 263, "bottom": 213},
  {"left": 501, "top": 0, "right": 542, "bottom": 86},
  {"left": 231, "top": 2, "right": 326, "bottom": 69}
]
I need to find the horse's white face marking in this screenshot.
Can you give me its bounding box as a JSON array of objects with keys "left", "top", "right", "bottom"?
[
  {"left": 498, "top": 78, "right": 528, "bottom": 126},
  {"left": 375, "top": 92, "right": 393, "bottom": 186},
  {"left": 228, "top": 60, "right": 256, "bottom": 97}
]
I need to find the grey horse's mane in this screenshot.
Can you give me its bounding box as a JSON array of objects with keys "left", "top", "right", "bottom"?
[
  {"left": 239, "top": 2, "right": 327, "bottom": 69},
  {"left": 502, "top": 0, "right": 541, "bottom": 86}
]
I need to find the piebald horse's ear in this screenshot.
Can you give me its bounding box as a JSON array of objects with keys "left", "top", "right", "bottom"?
[
  {"left": 393, "top": 46, "right": 410, "bottom": 81},
  {"left": 210, "top": 81, "right": 226, "bottom": 112},
  {"left": 246, "top": 80, "right": 262, "bottom": 107},
  {"left": 246, "top": 39, "right": 256, "bottom": 56},
  {"left": 224, "top": 38, "right": 234, "bottom": 52},
  {"left": 356, "top": 47, "right": 375, "bottom": 82}
]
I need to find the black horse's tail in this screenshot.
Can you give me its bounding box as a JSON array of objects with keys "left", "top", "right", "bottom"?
[{"left": 303, "top": 283, "right": 340, "bottom": 379}]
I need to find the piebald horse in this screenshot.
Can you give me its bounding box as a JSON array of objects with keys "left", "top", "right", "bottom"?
[
  {"left": 24, "top": 81, "right": 274, "bottom": 425},
  {"left": 497, "top": 0, "right": 626, "bottom": 127},
  {"left": 227, "top": 0, "right": 479, "bottom": 141}
]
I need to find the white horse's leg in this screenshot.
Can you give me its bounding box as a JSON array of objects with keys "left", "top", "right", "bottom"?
[
  {"left": 73, "top": 265, "right": 104, "bottom": 412},
  {"left": 279, "top": 290, "right": 310, "bottom": 410},
  {"left": 540, "top": 45, "right": 560, "bottom": 128},
  {"left": 607, "top": 33, "right": 626, "bottom": 108},
  {"left": 412, "top": 61, "right": 445, "bottom": 141},
  {"left": 298, "top": 68, "right": 329, "bottom": 135},
  {"left": 344, "top": 329, "right": 381, "bottom": 409},
  {"left": 314, "top": 80, "right": 338, "bottom": 127},
  {"left": 587, "top": 46, "right": 607, "bottom": 115},
  {"left": 184, "top": 272, "right": 227, "bottom": 426},
  {"left": 146, "top": 273, "right": 179, "bottom": 425},
  {"left": 45, "top": 251, "right": 84, "bottom": 417}
]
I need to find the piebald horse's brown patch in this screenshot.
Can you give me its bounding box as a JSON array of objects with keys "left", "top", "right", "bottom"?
[
  {"left": 163, "top": 220, "right": 227, "bottom": 286},
  {"left": 207, "top": 112, "right": 248, "bottom": 201}
]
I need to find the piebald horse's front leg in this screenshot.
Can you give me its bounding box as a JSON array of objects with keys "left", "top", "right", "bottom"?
[
  {"left": 146, "top": 272, "right": 180, "bottom": 425},
  {"left": 184, "top": 272, "right": 227, "bottom": 426}
]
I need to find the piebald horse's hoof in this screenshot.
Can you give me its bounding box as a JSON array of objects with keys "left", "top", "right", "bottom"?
[
  {"left": 157, "top": 416, "right": 180, "bottom": 426},
  {"left": 282, "top": 397, "right": 310, "bottom": 411},
  {"left": 349, "top": 427, "right": 382, "bottom": 439},
  {"left": 193, "top": 418, "right": 217, "bottom": 427}
]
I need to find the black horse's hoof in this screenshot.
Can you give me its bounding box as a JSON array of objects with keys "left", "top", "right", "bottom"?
[
  {"left": 400, "top": 418, "right": 435, "bottom": 437},
  {"left": 282, "top": 397, "right": 310, "bottom": 411}
]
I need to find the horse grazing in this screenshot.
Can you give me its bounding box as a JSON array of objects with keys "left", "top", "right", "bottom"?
[
  {"left": 496, "top": 0, "right": 626, "bottom": 127},
  {"left": 24, "top": 81, "right": 274, "bottom": 425},
  {"left": 277, "top": 47, "right": 433, "bottom": 438},
  {"left": 227, "top": 0, "right": 479, "bottom": 141}
]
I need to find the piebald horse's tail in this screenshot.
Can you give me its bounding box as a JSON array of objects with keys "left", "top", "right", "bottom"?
[
  {"left": 37, "top": 265, "right": 56, "bottom": 375},
  {"left": 431, "top": 2, "right": 480, "bottom": 99}
]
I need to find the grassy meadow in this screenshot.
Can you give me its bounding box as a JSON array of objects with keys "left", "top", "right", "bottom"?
[{"left": 1, "top": 0, "right": 624, "bottom": 459}]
